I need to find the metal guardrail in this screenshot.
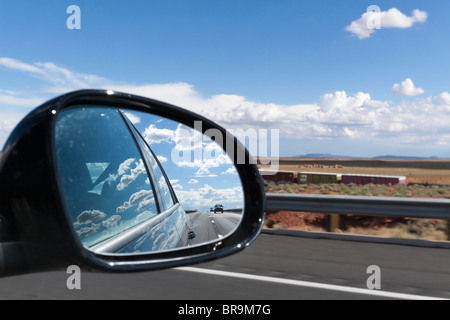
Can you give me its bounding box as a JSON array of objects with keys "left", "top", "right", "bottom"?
[
  {"left": 265, "top": 193, "right": 450, "bottom": 219},
  {"left": 266, "top": 193, "right": 450, "bottom": 235}
]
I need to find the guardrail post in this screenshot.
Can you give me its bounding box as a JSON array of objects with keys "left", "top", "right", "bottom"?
[{"left": 327, "top": 214, "right": 340, "bottom": 233}]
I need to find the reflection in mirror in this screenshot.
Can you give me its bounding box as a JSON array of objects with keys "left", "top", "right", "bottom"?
[{"left": 54, "top": 106, "right": 244, "bottom": 255}]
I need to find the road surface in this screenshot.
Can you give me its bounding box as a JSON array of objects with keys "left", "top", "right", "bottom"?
[
  {"left": 188, "top": 211, "right": 241, "bottom": 244},
  {"left": 0, "top": 232, "right": 448, "bottom": 300}
]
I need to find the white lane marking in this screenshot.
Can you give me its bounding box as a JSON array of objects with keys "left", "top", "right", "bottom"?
[{"left": 175, "top": 267, "right": 447, "bottom": 300}]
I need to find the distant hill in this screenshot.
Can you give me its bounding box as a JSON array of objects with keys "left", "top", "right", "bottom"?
[
  {"left": 372, "top": 155, "right": 441, "bottom": 160},
  {"left": 293, "top": 153, "right": 355, "bottom": 159},
  {"left": 293, "top": 153, "right": 442, "bottom": 160}
]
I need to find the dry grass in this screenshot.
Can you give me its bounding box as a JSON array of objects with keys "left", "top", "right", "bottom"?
[
  {"left": 259, "top": 157, "right": 450, "bottom": 185},
  {"left": 261, "top": 158, "right": 450, "bottom": 240},
  {"left": 265, "top": 182, "right": 450, "bottom": 199},
  {"left": 344, "top": 219, "right": 449, "bottom": 241}
]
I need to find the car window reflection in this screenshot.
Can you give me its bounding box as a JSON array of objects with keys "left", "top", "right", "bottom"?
[{"left": 54, "top": 107, "right": 158, "bottom": 248}]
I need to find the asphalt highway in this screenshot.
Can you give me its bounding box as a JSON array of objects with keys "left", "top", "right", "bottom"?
[
  {"left": 0, "top": 232, "right": 448, "bottom": 300},
  {"left": 188, "top": 211, "right": 242, "bottom": 244}
]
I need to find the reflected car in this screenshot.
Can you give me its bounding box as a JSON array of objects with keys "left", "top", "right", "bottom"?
[
  {"left": 55, "top": 107, "right": 196, "bottom": 254},
  {"left": 213, "top": 204, "right": 224, "bottom": 213}
]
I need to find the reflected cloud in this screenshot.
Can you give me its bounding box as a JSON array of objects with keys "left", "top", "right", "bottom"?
[
  {"left": 144, "top": 124, "right": 174, "bottom": 144},
  {"left": 102, "top": 215, "right": 122, "bottom": 228},
  {"left": 74, "top": 209, "right": 106, "bottom": 227},
  {"left": 116, "top": 189, "right": 155, "bottom": 213},
  {"left": 117, "top": 158, "right": 136, "bottom": 176},
  {"left": 176, "top": 184, "right": 243, "bottom": 211},
  {"left": 194, "top": 166, "right": 217, "bottom": 178},
  {"left": 76, "top": 224, "right": 100, "bottom": 239},
  {"left": 116, "top": 159, "right": 147, "bottom": 191},
  {"left": 222, "top": 166, "right": 237, "bottom": 175},
  {"left": 135, "top": 210, "right": 156, "bottom": 222}
]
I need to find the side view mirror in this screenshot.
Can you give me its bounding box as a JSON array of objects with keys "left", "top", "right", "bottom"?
[{"left": 0, "top": 89, "right": 266, "bottom": 277}]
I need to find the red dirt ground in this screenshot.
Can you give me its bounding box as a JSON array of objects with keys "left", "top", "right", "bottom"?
[{"left": 265, "top": 210, "right": 409, "bottom": 232}]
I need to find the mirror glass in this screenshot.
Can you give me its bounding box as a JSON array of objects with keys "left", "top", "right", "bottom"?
[{"left": 54, "top": 105, "right": 244, "bottom": 255}]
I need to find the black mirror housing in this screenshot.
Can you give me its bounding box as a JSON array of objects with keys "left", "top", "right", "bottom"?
[{"left": 0, "top": 90, "right": 266, "bottom": 276}]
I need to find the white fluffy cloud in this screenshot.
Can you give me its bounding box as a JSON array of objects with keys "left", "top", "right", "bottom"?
[
  {"left": 102, "top": 215, "right": 122, "bottom": 228},
  {"left": 392, "top": 78, "right": 424, "bottom": 96},
  {"left": 116, "top": 159, "right": 147, "bottom": 191},
  {"left": 346, "top": 8, "right": 428, "bottom": 39},
  {"left": 0, "top": 57, "right": 109, "bottom": 92},
  {"left": 434, "top": 92, "right": 450, "bottom": 105},
  {"left": 74, "top": 210, "right": 106, "bottom": 227},
  {"left": 2, "top": 57, "right": 450, "bottom": 154},
  {"left": 194, "top": 166, "right": 217, "bottom": 177},
  {"left": 144, "top": 124, "right": 174, "bottom": 145},
  {"left": 116, "top": 189, "right": 155, "bottom": 213},
  {"left": 157, "top": 155, "right": 168, "bottom": 163},
  {"left": 175, "top": 184, "right": 244, "bottom": 211},
  {"left": 222, "top": 167, "right": 237, "bottom": 175}
]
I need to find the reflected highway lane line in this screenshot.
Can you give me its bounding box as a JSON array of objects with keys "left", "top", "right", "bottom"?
[
  {"left": 188, "top": 212, "right": 241, "bottom": 243},
  {"left": 175, "top": 267, "right": 447, "bottom": 300},
  {"left": 210, "top": 212, "right": 241, "bottom": 238}
]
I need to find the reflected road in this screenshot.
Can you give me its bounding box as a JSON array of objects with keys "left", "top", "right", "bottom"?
[{"left": 188, "top": 212, "right": 242, "bottom": 244}]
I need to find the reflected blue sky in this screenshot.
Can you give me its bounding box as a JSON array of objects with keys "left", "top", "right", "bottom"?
[{"left": 126, "top": 110, "right": 244, "bottom": 213}]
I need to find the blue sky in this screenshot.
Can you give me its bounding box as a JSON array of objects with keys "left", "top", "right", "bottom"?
[{"left": 1, "top": 1, "right": 450, "bottom": 157}]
